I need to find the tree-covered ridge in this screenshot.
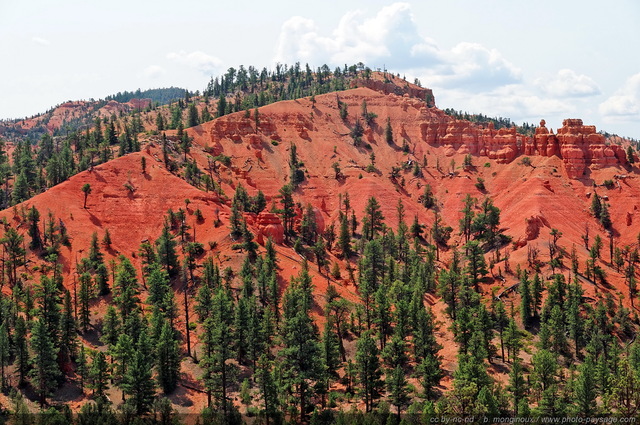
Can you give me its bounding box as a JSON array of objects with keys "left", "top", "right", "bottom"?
[
  {"left": 0, "top": 62, "right": 405, "bottom": 211},
  {"left": 0, "top": 62, "right": 371, "bottom": 144},
  {"left": 0, "top": 113, "right": 144, "bottom": 210},
  {"left": 203, "top": 63, "right": 367, "bottom": 112},
  {"left": 443, "top": 108, "right": 537, "bottom": 137},
  {"left": 105, "top": 87, "right": 188, "bottom": 105}
]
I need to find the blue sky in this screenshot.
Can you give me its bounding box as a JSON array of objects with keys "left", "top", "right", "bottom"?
[{"left": 1, "top": 0, "right": 639, "bottom": 137}]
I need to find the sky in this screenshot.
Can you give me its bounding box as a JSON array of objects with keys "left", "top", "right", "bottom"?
[{"left": 1, "top": 0, "right": 639, "bottom": 138}]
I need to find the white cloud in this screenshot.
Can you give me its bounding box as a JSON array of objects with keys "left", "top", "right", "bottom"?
[
  {"left": 167, "top": 50, "right": 222, "bottom": 76},
  {"left": 599, "top": 73, "right": 640, "bottom": 121},
  {"left": 140, "top": 65, "right": 166, "bottom": 80},
  {"left": 32, "top": 36, "right": 50, "bottom": 46},
  {"left": 429, "top": 42, "right": 521, "bottom": 90},
  {"left": 535, "top": 69, "right": 600, "bottom": 97},
  {"left": 274, "top": 3, "right": 519, "bottom": 91},
  {"left": 274, "top": 3, "right": 442, "bottom": 70}
]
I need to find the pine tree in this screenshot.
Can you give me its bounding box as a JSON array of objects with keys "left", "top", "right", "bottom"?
[
  {"left": 180, "top": 130, "right": 192, "bottom": 161},
  {"left": 413, "top": 306, "right": 443, "bottom": 393},
  {"left": 280, "top": 272, "right": 322, "bottom": 421},
  {"left": 60, "top": 290, "right": 77, "bottom": 361},
  {"left": 122, "top": 332, "right": 157, "bottom": 415},
  {"left": 201, "top": 287, "right": 236, "bottom": 413},
  {"left": 101, "top": 305, "right": 121, "bottom": 349},
  {"left": 566, "top": 281, "right": 585, "bottom": 358},
  {"left": 416, "top": 352, "right": 443, "bottom": 400},
  {"left": 437, "top": 250, "right": 462, "bottom": 321},
  {"left": 359, "top": 239, "right": 385, "bottom": 330},
  {"left": 12, "top": 169, "right": 29, "bottom": 204},
  {"left": 217, "top": 94, "right": 227, "bottom": 118},
  {"left": 504, "top": 318, "right": 521, "bottom": 362},
  {"left": 387, "top": 365, "right": 410, "bottom": 418},
  {"left": 548, "top": 305, "right": 568, "bottom": 355},
  {"left": 76, "top": 347, "right": 88, "bottom": 393},
  {"left": 321, "top": 317, "right": 341, "bottom": 380},
  {"left": 81, "top": 183, "right": 92, "bottom": 209},
  {"left": 279, "top": 184, "right": 296, "bottom": 241},
  {"left": 410, "top": 214, "right": 424, "bottom": 240},
  {"left": 27, "top": 205, "right": 42, "bottom": 251},
  {"left": 170, "top": 104, "right": 183, "bottom": 130},
  {"left": 531, "top": 349, "right": 557, "bottom": 393},
  {"left": 112, "top": 333, "right": 135, "bottom": 400},
  {"left": 156, "top": 112, "right": 165, "bottom": 132},
  {"left": 147, "top": 263, "right": 171, "bottom": 309},
  {"left": 29, "top": 318, "right": 61, "bottom": 406},
  {"left": 256, "top": 354, "right": 280, "bottom": 425},
  {"left": 452, "top": 352, "right": 492, "bottom": 415},
  {"left": 156, "top": 225, "right": 179, "bottom": 276},
  {"left": 78, "top": 272, "right": 93, "bottom": 332},
  {"left": 337, "top": 212, "right": 352, "bottom": 258},
  {"left": 608, "top": 358, "right": 640, "bottom": 417},
  {"left": 493, "top": 300, "right": 509, "bottom": 362},
  {"left": 519, "top": 271, "right": 532, "bottom": 327},
  {"left": 573, "top": 356, "right": 597, "bottom": 416},
  {"left": 374, "top": 286, "right": 393, "bottom": 348},
  {"left": 201, "top": 106, "right": 212, "bottom": 123},
  {"left": 89, "top": 350, "right": 110, "bottom": 404},
  {"left": 355, "top": 330, "right": 383, "bottom": 412},
  {"left": 234, "top": 295, "right": 250, "bottom": 363},
  {"left": 14, "top": 316, "right": 29, "bottom": 386},
  {"left": 113, "top": 256, "right": 141, "bottom": 319},
  {"left": 381, "top": 327, "right": 408, "bottom": 371},
  {"left": 300, "top": 203, "right": 317, "bottom": 245},
  {"left": 88, "top": 231, "right": 104, "bottom": 267},
  {"left": 156, "top": 320, "right": 181, "bottom": 394},
  {"left": 313, "top": 238, "right": 327, "bottom": 273},
  {"left": 465, "top": 240, "right": 487, "bottom": 292},
  {"left": 187, "top": 103, "right": 199, "bottom": 127},
  {"left": 35, "top": 274, "right": 62, "bottom": 347},
  {"left": 422, "top": 184, "right": 435, "bottom": 209},
  {"left": 361, "top": 196, "right": 385, "bottom": 241},
  {"left": 1, "top": 226, "right": 25, "bottom": 286},
  {"left": 508, "top": 356, "right": 527, "bottom": 415},
  {"left": 460, "top": 194, "right": 475, "bottom": 244}
]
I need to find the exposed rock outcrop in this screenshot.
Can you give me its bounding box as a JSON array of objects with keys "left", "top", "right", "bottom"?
[
  {"left": 556, "top": 119, "right": 627, "bottom": 178},
  {"left": 256, "top": 212, "right": 284, "bottom": 245}
]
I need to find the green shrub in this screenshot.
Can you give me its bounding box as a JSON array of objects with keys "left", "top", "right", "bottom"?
[{"left": 520, "top": 157, "right": 532, "bottom": 166}]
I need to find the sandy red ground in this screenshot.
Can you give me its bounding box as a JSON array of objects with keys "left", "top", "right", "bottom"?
[{"left": 1, "top": 81, "right": 639, "bottom": 413}]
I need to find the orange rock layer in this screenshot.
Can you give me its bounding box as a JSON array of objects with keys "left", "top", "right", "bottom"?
[{"left": 209, "top": 99, "right": 626, "bottom": 179}]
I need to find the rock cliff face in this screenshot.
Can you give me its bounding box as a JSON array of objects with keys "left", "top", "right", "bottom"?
[
  {"left": 205, "top": 83, "right": 626, "bottom": 181},
  {"left": 353, "top": 77, "right": 435, "bottom": 107},
  {"left": 421, "top": 119, "right": 523, "bottom": 164},
  {"left": 420, "top": 116, "right": 627, "bottom": 174},
  {"left": 524, "top": 119, "right": 628, "bottom": 178}
]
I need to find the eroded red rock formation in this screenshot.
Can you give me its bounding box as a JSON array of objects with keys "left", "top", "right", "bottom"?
[
  {"left": 203, "top": 83, "right": 626, "bottom": 180},
  {"left": 255, "top": 212, "right": 284, "bottom": 244}
]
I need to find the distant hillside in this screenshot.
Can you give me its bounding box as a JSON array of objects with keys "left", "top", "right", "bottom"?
[
  {"left": 0, "top": 66, "right": 640, "bottom": 420},
  {"left": 0, "top": 87, "right": 188, "bottom": 142},
  {"left": 105, "top": 87, "right": 187, "bottom": 105}
]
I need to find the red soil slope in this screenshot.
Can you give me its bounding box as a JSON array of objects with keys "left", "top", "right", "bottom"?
[{"left": 2, "top": 77, "right": 639, "bottom": 411}]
